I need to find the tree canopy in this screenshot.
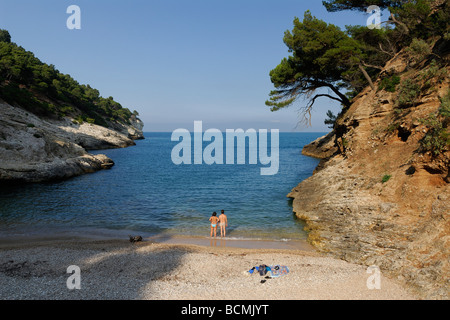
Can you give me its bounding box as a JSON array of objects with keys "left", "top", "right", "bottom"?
[
  {"left": 266, "top": 11, "right": 382, "bottom": 124},
  {"left": 266, "top": 0, "right": 450, "bottom": 126},
  {"left": 322, "top": 0, "right": 402, "bottom": 12},
  {"left": 0, "top": 30, "right": 11, "bottom": 43}
]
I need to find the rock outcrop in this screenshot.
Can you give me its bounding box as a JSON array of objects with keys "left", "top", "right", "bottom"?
[
  {"left": 288, "top": 51, "right": 449, "bottom": 299},
  {"left": 0, "top": 101, "right": 144, "bottom": 184},
  {"left": 301, "top": 131, "right": 338, "bottom": 160}
]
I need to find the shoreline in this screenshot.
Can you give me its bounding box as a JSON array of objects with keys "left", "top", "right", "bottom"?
[
  {"left": 147, "top": 234, "right": 316, "bottom": 251},
  {"left": 0, "top": 232, "right": 316, "bottom": 251}
]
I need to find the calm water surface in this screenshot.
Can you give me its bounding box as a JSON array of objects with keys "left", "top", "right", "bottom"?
[{"left": 0, "top": 132, "right": 323, "bottom": 241}]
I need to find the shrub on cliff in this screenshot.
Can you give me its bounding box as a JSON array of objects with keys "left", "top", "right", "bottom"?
[
  {"left": 419, "top": 90, "right": 450, "bottom": 156},
  {"left": 406, "top": 38, "right": 433, "bottom": 65},
  {"left": 396, "top": 79, "right": 421, "bottom": 108},
  {"left": 379, "top": 75, "right": 401, "bottom": 92}
]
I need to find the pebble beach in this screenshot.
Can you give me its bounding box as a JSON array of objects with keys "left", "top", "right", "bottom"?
[{"left": 0, "top": 237, "right": 418, "bottom": 300}]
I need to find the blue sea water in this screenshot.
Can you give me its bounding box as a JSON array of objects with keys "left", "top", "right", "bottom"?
[{"left": 0, "top": 132, "right": 323, "bottom": 241}]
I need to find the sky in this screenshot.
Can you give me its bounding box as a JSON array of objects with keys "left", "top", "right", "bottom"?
[{"left": 0, "top": 0, "right": 375, "bottom": 132}]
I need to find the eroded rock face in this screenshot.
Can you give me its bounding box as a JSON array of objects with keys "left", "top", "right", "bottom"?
[
  {"left": 301, "top": 131, "right": 338, "bottom": 160},
  {"left": 0, "top": 102, "right": 143, "bottom": 184},
  {"left": 110, "top": 116, "right": 145, "bottom": 141},
  {"left": 289, "top": 52, "right": 449, "bottom": 299}
]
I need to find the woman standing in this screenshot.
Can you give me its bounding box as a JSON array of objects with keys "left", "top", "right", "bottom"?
[{"left": 209, "top": 212, "right": 219, "bottom": 238}]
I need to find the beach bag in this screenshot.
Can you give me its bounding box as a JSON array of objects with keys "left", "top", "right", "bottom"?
[{"left": 258, "top": 264, "right": 270, "bottom": 276}]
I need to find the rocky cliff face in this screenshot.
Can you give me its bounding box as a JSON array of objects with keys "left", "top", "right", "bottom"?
[
  {"left": 288, "top": 51, "right": 449, "bottom": 299},
  {"left": 0, "top": 101, "right": 144, "bottom": 184}
]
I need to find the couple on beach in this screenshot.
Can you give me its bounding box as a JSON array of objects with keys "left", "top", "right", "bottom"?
[{"left": 209, "top": 210, "right": 228, "bottom": 238}]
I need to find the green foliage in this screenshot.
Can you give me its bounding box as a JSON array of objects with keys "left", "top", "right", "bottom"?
[
  {"left": 394, "top": 59, "right": 447, "bottom": 109},
  {"left": 342, "top": 137, "right": 349, "bottom": 148},
  {"left": 267, "top": 0, "right": 449, "bottom": 126},
  {"left": 0, "top": 33, "right": 136, "bottom": 127},
  {"left": 418, "top": 60, "right": 448, "bottom": 93},
  {"left": 419, "top": 91, "right": 450, "bottom": 156},
  {"left": 345, "top": 25, "right": 393, "bottom": 61},
  {"left": 439, "top": 90, "right": 450, "bottom": 118},
  {"left": 266, "top": 11, "right": 363, "bottom": 123},
  {"left": 325, "top": 0, "right": 450, "bottom": 48},
  {"left": 378, "top": 74, "right": 400, "bottom": 92},
  {"left": 381, "top": 174, "right": 392, "bottom": 183},
  {"left": 322, "top": 0, "right": 399, "bottom": 12},
  {"left": 0, "top": 83, "right": 57, "bottom": 117},
  {"left": 0, "top": 29, "right": 11, "bottom": 43},
  {"left": 393, "top": 60, "right": 447, "bottom": 109},
  {"left": 406, "top": 38, "right": 432, "bottom": 65},
  {"left": 386, "top": 121, "right": 400, "bottom": 133},
  {"left": 396, "top": 79, "right": 421, "bottom": 108},
  {"left": 324, "top": 110, "right": 338, "bottom": 129},
  {"left": 397, "top": 0, "right": 450, "bottom": 40},
  {"left": 419, "top": 60, "right": 447, "bottom": 82},
  {"left": 75, "top": 115, "right": 84, "bottom": 124},
  {"left": 420, "top": 114, "right": 449, "bottom": 156}
]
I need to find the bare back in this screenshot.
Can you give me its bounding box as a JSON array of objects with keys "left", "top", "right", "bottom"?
[
  {"left": 219, "top": 214, "right": 227, "bottom": 225},
  {"left": 210, "top": 216, "right": 219, "bottom": 225}
]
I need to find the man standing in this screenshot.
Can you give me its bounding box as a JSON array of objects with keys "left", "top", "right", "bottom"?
[{"left": 219, "top": 210, "right": 228, "bottom": 238}]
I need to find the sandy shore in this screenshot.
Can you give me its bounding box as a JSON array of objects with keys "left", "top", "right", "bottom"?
[{"left": 0, "top": 237, "right": 418, "bottom": 300}]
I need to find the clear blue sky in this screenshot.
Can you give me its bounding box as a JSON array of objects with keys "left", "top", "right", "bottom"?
[{"left": 0, "top": 0, "right": 372, "bottom": 132}]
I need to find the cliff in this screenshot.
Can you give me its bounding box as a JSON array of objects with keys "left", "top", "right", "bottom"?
[
  {"left": 288, "top": 49, "right": 449, "bottom": 299},
  {"left": 0, "top": 100, "right": 144, "bottom": 184},
  {"left": 0, "top": 31, "right": 145, "bottom": 184}
]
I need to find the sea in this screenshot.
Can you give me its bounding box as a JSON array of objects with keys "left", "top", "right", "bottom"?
[{"left": 0, "top": 132, "right": 324, "bottom": 242}]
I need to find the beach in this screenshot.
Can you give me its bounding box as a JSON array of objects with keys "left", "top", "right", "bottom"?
[{"left": 0, "top": 236, "right": 418, "bottom": 300}]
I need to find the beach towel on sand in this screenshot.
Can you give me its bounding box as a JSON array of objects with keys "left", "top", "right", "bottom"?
[
  {"left": 268, "top": 265, "right": 289, "bottom": 278},
  {"left": 248, "top": 265, "right": 289, "bottom": 278}
]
